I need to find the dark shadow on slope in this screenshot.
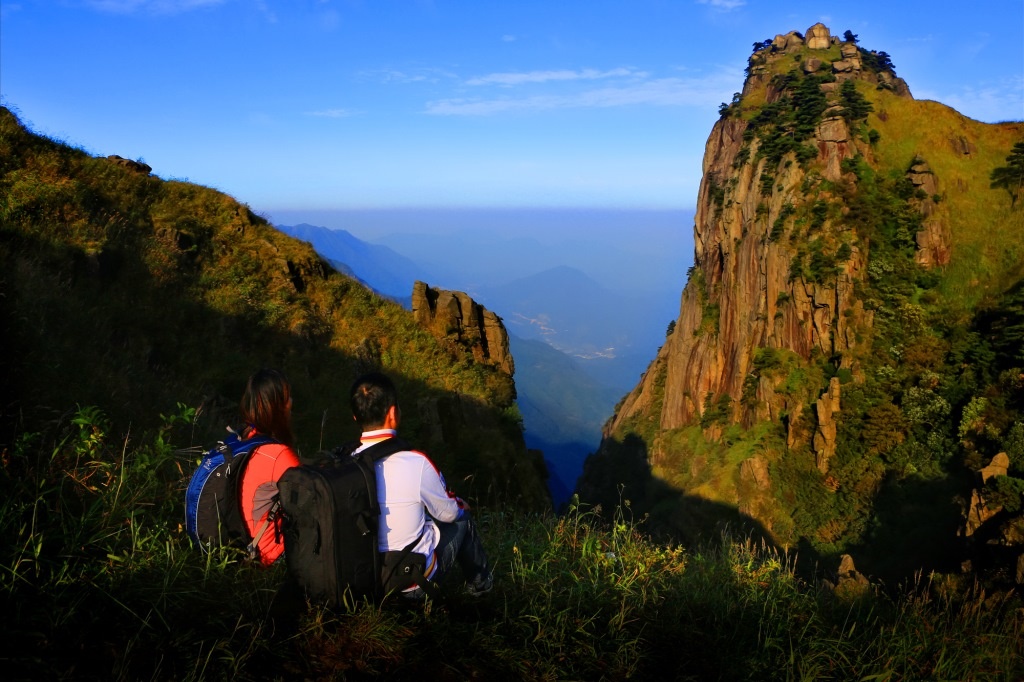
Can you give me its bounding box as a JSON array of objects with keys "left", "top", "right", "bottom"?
[
  {"left": 574, "top": 433, "right": 783, "bottom": 553},
  {"left": 0, "top": 220, "right": 553, "bottom": 678},
  {"left": 0, "top": 224, "right": 549, "bottom": 513},
  {"left": 846, "top": 471, "right": 967, "bottom": 585}
]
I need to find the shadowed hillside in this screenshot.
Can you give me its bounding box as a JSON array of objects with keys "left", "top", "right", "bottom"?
[{"left": 0, "top": 105, "right": 549, "bottom": 512}]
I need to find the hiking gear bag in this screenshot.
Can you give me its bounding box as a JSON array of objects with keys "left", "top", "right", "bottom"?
[
  {"left": 278, "top": 437, "right": 439, "bottom": 606},
  {"left": 184, "top": 432, "right": 276, "bottom": 555}
]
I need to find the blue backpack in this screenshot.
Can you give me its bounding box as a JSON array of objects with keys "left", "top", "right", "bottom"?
[{"left": 184, "top": 431, "right": 276, "bottom": 556}]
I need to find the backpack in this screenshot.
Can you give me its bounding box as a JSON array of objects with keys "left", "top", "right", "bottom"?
[
  {"left": 184, "top": 431, "right": 277, "bottom": 556},
  {"left": 277, "top": 437, "right": 440, "bottom": 606}
]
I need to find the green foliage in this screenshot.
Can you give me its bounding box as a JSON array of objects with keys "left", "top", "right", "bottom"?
[
  {"left": 753, "top": 347, "right": 783, "bottom": 372},
  {"left": 1004, "top": 422, "right": 1024, "bottom": 474},
  {"left": 989, "top": 141, "right": 1024, "bottom": 204},
  {"left": 858, "top": 49, "right": 897, "bottom": 76},
  {"left": 769, "top": 203, "right": 795, "bottom": 242},
  {"left": 838, "top": 80, "right": 874, "bottom": 123},
  {"left": 806, "top": 240, "right": 840, "bottom": 283},
  {"left": 700, "top": 392, "right": 733, "bottom": 428},
  {"left": 706, "top": 172, "right": 726, "bottom": 210},
  {"left": 744, "top": 71, "right": 831, "bottom": 169},
  {"left": 989, "top": 475, "right": 1024, "bottom": 513},
  {"left": 698, "top": 301, "right": 720, "bottom": 337},
  {"left": 732, "top": 144, "right": 751, "bottom": 169}
]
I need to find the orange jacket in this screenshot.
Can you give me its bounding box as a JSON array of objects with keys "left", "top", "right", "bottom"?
[{"left": 239, "top": 434, "right": 299, "bottom": 565}]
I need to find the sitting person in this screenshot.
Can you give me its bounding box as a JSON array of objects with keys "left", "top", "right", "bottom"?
[
  {"left": 349, "top": 372, "right": 492, "bottom": 598},
  {"left": 238, "top": 368, "right": 300, "bottom": 565}
]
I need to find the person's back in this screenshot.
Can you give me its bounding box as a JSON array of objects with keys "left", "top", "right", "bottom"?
[{"left": 349, "top": 373, "right": 492, "bottom": 598}]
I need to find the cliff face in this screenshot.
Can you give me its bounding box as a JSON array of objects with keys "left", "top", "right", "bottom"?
[
  {"left": 582, "top": 24, "right": 1024, "bottom": 584},
  {"left": 411, "top": 281, "right": 515, "bottom": 377},
  {"left": 609, "top": 24, "right": 884, "bottom": 443}
]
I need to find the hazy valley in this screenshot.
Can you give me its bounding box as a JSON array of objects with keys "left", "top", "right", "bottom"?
[{"left": 278, "top": 213, "right": 690, "bottom": 506}]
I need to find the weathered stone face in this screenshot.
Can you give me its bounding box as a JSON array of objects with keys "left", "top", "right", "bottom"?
[
  {"left": 607, "top": 51, "right": 869, "bottom": 435},
  {"left": 805, "top": 23, "right": 832, "bottom": 50},
  {"left": 907, "top": 157, "right": 951, "bottom": 268},
  {"left": 980, "top": 452, "right": 1011, "bottom": 484},
  {"left": 412, "top": 281, "right": 515, "bottom": 376},
  {"left": 813, "top": 378, "right": 841, "bottom": 473}
]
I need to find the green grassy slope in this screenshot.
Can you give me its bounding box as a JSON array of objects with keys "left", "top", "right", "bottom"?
[{"left": 0, "top": 106, "right": 548, "bottom": 511}]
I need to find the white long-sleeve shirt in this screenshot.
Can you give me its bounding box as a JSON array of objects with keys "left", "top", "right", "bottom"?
[{"left": 354, "top": 429, "right": 464, "bottom": 578}]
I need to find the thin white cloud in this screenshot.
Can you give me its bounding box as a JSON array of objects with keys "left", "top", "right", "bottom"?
[
  {"left": 696, "top": 0, "right": 746, "bottom": 10},
  {"left": 255, "top": 0, "right": 277, "bottom": 23},
  {"left": 501, "top": 34, "right": 517, "bottom": 43},
  {"left": 919, "top": 76, "right": 1024, "bottom": 123},
  {"left": 306, "top": 108, "right": 357, "bottom": 118},
  {"left": 85, "top": 0, "right": 224, "bottom": 13},
  {"left": 427, "top": 70, "right": 741, "bottom": 115},
  {"left": 466, "top": 68, "right": 644, "bottom": 87},
  {"left": 363, "top": 68, "right": 458, "bottom": 84}
]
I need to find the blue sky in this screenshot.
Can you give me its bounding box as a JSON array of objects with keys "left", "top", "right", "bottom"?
[{"left": 2, "top": 0, "right": 1022, "bottom": 214}]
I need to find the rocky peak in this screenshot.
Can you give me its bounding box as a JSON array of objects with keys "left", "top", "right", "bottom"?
[
  {"left": 411, "top": 281, "right": 515, "bottom": 376},
  {"left": 804, "top": 23, "right": 833, "bottom": 50},
  {"left": 752, "top": 24, "right": 912, "bottom": 98},
  {"left": 605, "top": 24, "right": 936, "bottom": 441}
]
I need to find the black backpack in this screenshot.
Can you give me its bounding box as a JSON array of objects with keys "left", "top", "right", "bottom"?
[
  {"left": 277, "top": 437, "right": 439, "bottom": 606},
  {"left": 184, "top": 431, "right": 277, "bottom": 557}
]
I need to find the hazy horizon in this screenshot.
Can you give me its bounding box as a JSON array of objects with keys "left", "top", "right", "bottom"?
[{"left": 269, "top": 206, "right": 695, "bottom": 294}]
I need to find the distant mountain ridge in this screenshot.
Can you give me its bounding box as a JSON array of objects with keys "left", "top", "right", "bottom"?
[{"left": 277, "top": 222, "right": 429, "bottom": 302}]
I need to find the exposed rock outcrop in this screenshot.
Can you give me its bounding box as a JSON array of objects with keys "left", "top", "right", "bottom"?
[
  {"left": 106, "top": 154, "right": 151, "bottom": 174},
  {"left": 804, "top": 23, "right": 832, "bottom": 50},
  {"left": 411, "top": 281, "right": 515, "bottom": 376},
  {"left": 980, "top": 452, "right": 1010, "bottom": 484},
  {"left": 813, "top": 377, "right": 841, "bottom": 473},
  {"left": 578, "top": 22, "right": 1024, "bottom": 588},
  {"left": 907, "top": 157, "right": 951, "bottom": 268}
]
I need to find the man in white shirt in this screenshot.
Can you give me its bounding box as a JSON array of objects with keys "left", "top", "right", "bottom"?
[{"left": 350, "top": 372, "right": 492, "bottom": 599}]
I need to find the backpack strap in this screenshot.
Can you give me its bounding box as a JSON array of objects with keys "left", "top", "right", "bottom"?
[
  {"left": 359, "top": 437, "right": 413, "bottom": 462},
  {"left": 227, "top": 433, "right": 279, "bottom": 560},
  {"left": 359, "top": 438, "right": 443, "bottom": 600},
  {"left": 246, "top": 498, "right": 281, "bottom": 561}
]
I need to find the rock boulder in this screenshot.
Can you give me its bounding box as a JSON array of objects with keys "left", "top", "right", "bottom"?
[{"left": 412, "top": 281, "right": 515, "bottom": 376}]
